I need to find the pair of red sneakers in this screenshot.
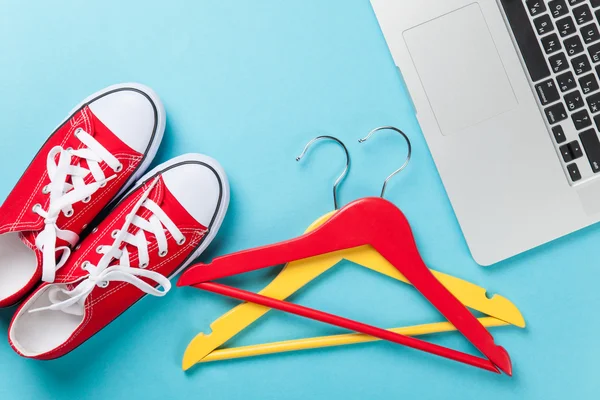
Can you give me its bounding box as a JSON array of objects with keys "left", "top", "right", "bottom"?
[{"left": 0, "top": 84, "right": 229, "bottom": 359}]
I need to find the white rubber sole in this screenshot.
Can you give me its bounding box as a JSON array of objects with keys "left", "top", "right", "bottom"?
[
  {"left": 62, "top": 82, "right": 166, "bottom": 198},
  {"left": 124, "top": 153, "right": 230, "bottom": 278}
]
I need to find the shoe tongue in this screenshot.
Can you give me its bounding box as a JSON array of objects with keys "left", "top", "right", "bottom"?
[
  {"left": 110, "top": 177, "right": 167, "bottom": 266},
  {"left": 129, "top": 176, "right": 166, "bottom": 233},
  {"left": 111, "top": 177, "right": 209, "bottom": 267},
  {"left": 17, "top": 231, "right": 42, "bottom": 259},
  {"left": 0, "top": 107, "right": 96, "bottom": 236},
  {"left": 19, "top": 231, "right": 55, "bottom": 257},
  {"left": 19, "top": 231, "right": 36, "bottom": 248}
]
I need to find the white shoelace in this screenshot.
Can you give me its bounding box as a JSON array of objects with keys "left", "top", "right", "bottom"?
[
  {"left": 33, "top": 128, "right": 122, "bottom": 283},
  {"left": 30, "top": 178, "right": 185, "bottom": 316}
]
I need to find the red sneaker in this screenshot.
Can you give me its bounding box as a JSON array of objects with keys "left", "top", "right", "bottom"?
[
  {"left": 8, "top": 154, "right": 229, "bottom": 359},
  {"left": 0, "top": 83, "right": 165, "bottom": 307}
]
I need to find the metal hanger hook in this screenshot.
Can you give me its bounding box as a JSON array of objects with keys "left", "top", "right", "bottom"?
[
  {"left": 296, "top": 135, "right": 350, "bottom": 210},
  {"left": 358, "top": 126, "right": 412, "bottom": 199}
]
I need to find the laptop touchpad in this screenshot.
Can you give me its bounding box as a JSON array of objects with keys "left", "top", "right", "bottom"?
[{"left": 404, "top": 4, "right": 517, "bottom": 136}]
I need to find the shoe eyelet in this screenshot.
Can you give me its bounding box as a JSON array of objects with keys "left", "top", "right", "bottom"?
[
  {"left": 159, "top": 250, "right": 168, "bottom": 258},
  {"left": 74, "top": 128, "right": 82, "bottom": 136},
  {"left": 31, "top": 203, "right": 41, "bottom": 213},
  {"left": 111, "top": 230, "right": 119, "bottom": 238},
  {"left": 140, "top": 262, "right": 149, "bottom": 269},
  {"left": 115, "top": 164, "right": 123, "bottom": 173},
  {"left": 64, "top": 209, "right": 74, "bottom": 218},
  {"left": 42, "top": 185, "right": 50, "bottom": 195},
  {"left": 98, "top": 281, "right": 109, "bottom": 289},
  {"left": 75, "top": 244, "right": 81, "bottom": 250},
  {"left": 96, "top": 246, "right": 103, "bottom": 254},
  {"left": 66, "top": 147, "right": 73, "bottom": 152},
  {"left": 177, "top": 237, "right": 186, "bottom": 246},
  {"left": 82, "top": 224, "right": 88, "bottom": 229},
  {"left": 81, "top": 260, "right": 90, "bottom": 270},
  {"left": 82, "top": 195, "right": 91, "bottom": 203},
  {"left": 91, "top": 227, "right": 98, "bottom": 234}
]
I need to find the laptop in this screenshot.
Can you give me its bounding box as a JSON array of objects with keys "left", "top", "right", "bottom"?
[{"left": 370, "top": 0, "right": 600, "bottom": 265}]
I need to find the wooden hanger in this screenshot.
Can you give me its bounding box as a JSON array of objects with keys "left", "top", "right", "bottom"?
[
  {"left": 181, "top": 211, "right": 524, "bottom": 369},
  {"left": 179, "top": 197, "right": 513, "bottom": 374},
  {"left": 179, "top": 131, "right": 516, "bottom": 374}
]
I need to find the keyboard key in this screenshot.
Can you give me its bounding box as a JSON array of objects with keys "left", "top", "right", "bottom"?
[
  {"left": 572, "top": 54, "right": 592, "bottom": 75},
  {"left": 499, "top": 0, "right": 551, "bottom": 82},
  {"left": 565, "top": 90, "right": 584, "bottom": 110},
  {"left": 568, "top": 0, "right": 585, "bottom": 5},
  {"left": 535, "top": 79, "right": 560, "bottom": 105},
  {"left": 580, "top": 129, "right": 600, "bottom": 172},
  {"left": 557, "top": 71, "right": 577, "bottom": 91},
  {"left": 587, "top": 92, "right": 600, "bottom": 112},
  {"left": 550, "top": 52, "right": 569, "bottom": 73},
  {"left": 573, "top": 4, "right": 594, "bottom": 25},
  {"left": 545, "top": 102, "right": 568, "bottom": 124},
  {"left": 567, "top": 163, "right": 582, "bottom": 181},
  {"left": 534, "top": 15, "right": 554, "bottom": 36},
  {"left": 568, "top": 140, "right": 584, "bottom": 159},
  {"left": 589, "top": 42, "right": 600, "bottom": 63},
  {"left": 560, "top": 143, "right": 574, "bottom": 162},
  {"left": 579, "top": 73, "right": 599, "bottom": 94},
  {"left": 526, "top": 0, "right": 547, "bottom": 16},
  {"left": 553, "top": 125, "right": 567, "bottom": 143},
  {"left": 595, "top": 113, "right": 600, "bottom": 129},
  {"left": 564, "top": 35, "right": 584, "bottom": 56},
  {"left": 572, "top": 109, "right": 592, "bottom": 129},
  {"left": 542, "top": 33, "right": 562, "bottom": 54},
  {"left": 592, "top": 0, "right": 600, "bottom": 7},
  {"left": 556, "top": 16, "right": 577, "bottom": 36},
  {"left": 558, "top": 141, "right": 584, "bottom": 164},
  {"left": 581, "top": 23, "right": 600, "bottom": 44},
  {"left": 549, "top": 0, "right": 569, "bottom": 18}
]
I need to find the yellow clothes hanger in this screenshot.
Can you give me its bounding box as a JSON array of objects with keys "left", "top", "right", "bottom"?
[
  {"left": 182, "top": 131, "right": 525, "bottom": 370},
  {"left": 183, "top": 212, "right": 525, "bottom": 369}
]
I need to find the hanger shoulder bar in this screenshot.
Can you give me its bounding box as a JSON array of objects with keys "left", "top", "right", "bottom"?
[
  {"left": 344, "top": 248, "right": 525, "bottom": 328},
  {"left": 178, "top": 198, "right": 385, "bottom": 286}
]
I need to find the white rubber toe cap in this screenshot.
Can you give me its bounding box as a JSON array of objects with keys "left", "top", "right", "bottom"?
[
  {"left": 161, "top": 155, "right": 228, "bottom": 227},
  {"left": 88, "top": 84, "right": 162, "bottom": 154}
]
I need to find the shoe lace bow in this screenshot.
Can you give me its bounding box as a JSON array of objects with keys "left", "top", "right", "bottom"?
[
  {"left": 31, "top": 177, "right": 185, "bottom": 316},
  {"left": 33, "top": 128, "right": 122, "bottom": 283}
]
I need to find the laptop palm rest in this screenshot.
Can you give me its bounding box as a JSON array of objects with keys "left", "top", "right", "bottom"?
[{"left": 403, "top": 4, "right": 518, "bottom": 136}]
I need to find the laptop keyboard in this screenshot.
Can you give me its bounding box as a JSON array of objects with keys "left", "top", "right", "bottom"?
[{"left": 501, "top": 0, "right": 600, "bottom": 183}]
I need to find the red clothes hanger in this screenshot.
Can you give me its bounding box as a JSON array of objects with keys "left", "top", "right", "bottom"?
[
  {"left": 179, "top": 129, "right": 512, "bottom": 375},
  {"left": 178, "top": 196, "right": 512, "bottom": 375}
]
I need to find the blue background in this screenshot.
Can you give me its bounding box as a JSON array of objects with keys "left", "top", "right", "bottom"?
[{"left": 0, "top": 0, "right": 598, "bottom": 398}]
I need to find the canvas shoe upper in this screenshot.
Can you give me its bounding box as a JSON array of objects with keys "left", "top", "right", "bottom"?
[
  {"left": 0, "top": 83, "right": 165, "bottom": 307},
  {"left": 8, "top": 154, "right": 229, "bottom": 359}
]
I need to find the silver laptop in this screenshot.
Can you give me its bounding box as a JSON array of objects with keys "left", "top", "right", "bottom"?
[{"left": 371, "top": 0, "right": 600, "bottom": 265}]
